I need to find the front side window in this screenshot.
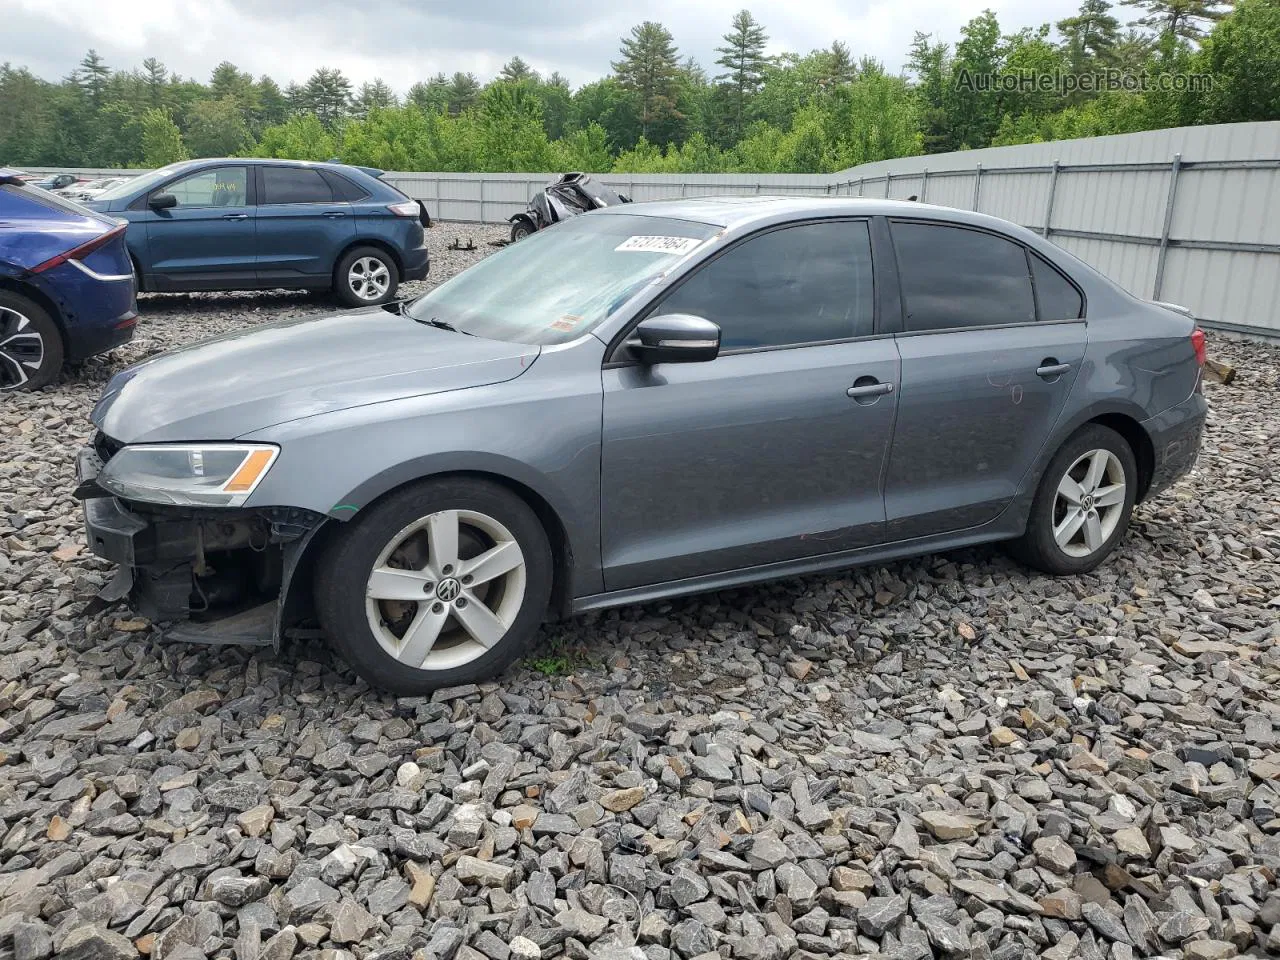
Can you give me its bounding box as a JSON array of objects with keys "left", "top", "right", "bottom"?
[
  {"left": 406, "top": 213, "right": 718, "bottom": 345},
  {"left": 653, "top": 220, "right": 875, "bottom": 350},
  {"left": 163, "top": 167, "right": 249, "bottom": 209},
  {"left": 262, "top": 166, "right": 334, "bottom": 204},
  {"left": 892, "top": 221, "right": 1036, "bottom": 332}
]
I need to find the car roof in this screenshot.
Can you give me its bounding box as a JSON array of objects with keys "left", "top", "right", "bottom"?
[
  {"left": 602, "top": 195, "right": 1026, "bottom": 235},
  {"left": 155, "top": 157, "right": 383, "bottom": 178}
]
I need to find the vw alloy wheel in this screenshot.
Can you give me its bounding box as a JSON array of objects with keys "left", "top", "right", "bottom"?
[
  {"left": 364, "top": 508, "right": 527, "bottom": 671},
  {"left": 348, "top": 256, "right": 392, "bottom": 302},
  {"left": 0, "top": 306, "right": 46, "bottom": 391},
  {"left": 1052, "top": 448, "right": 1127, "bottom": 558}
]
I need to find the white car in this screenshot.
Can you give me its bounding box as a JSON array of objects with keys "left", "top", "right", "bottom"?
[{"left": 58, "top": 177, "right": 127, "bottom": 202}]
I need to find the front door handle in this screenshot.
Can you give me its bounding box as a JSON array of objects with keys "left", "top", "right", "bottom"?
[
  {"left": 847, "top": 379, "right": 895, "bottom": 400},
  {"left": 221, "top": 213, "right": 249, "bottom": 221},
  {"left": 323, "top": 211, "right": 346, "bottom": 219},
  {"left": 1036, "top": 360, "right": 1071, "bottom": 379}
]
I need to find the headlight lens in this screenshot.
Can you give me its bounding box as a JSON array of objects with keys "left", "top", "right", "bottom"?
[{"left": 98, "top": 443, "right": 279, "bottom": 507}]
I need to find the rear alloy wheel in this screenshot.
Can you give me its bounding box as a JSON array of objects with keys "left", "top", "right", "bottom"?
[
  {"left": 510, "top": 220, "right": 534, "bottom": 243},
  {"left": 1010, "top": 424, "right": 1137, "bottom": 575},
  {"left": 335, "top": 246, "right": 399, "bottom": 308},
  {"left": 0, "top": 292, "right": 63, "bottom": 392},
  {"left": 316, "top": 478, "right": 552, "bottom": 693}
]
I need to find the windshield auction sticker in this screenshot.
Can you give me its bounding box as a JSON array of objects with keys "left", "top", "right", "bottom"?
[{"left": 615, "top": 235, "right": 704, "bottom": 254}]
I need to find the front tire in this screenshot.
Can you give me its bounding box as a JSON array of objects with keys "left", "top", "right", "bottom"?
[
  {"left": 315, "top": 478, "right": 553, "bottom": 694},
  {"left": 510, "top": 219, "right": 535, "bottom": 243},
  {"left": 1010, "top": 424, "right": 1138, "bottom": 575},
  {"left": 0, "top": 291, "right": 63, "bottom": 392},
  {"left": 334, "top": 246, "right": 399, "bottom": 308}
]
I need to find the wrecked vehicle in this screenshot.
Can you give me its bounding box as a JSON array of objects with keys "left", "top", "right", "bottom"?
[
  {"left": 78, "top": 197, "right": 1205, "bottom": 695},
  {"left": 508, "top": 172, "right": 629, "bottom": 242}
]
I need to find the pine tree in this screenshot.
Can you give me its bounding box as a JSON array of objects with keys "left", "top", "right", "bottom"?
[
  {"left": 715, "top": 10, "right": 770, "bottom": 140},
  {"left": 353, "top": 78, "right": 398, "bottom": 118},
  {"left": 77, "top": 49, "right": 111, "bottom": 106},
  {"left": 499, "top": 57, "right": 536, "bottom": 83},
  {"left": 1058, "top": 0, "right": 1122, "bottom": 66},
  {"left": 446, "top": 72, "right": 480, "bottom": 114},
  {"left": 302, "top": 67, "right": 353, "bottom": 127},
  {"left": 823, "top": 40, "right": 857, "bottom": 86},
  {"left": 255, "top": 76, "right": 289, "bottom": 129},
  {"left": 612, "top": 21, "right": 683, "bottom": 140},
  {"left": 141, "top": 57, "right": 167, "bottom": 106},
  {"left": 1120, "top": 0, "right": 1233, "bottom": 42},
  {"left": 408, "top": 74, "right": 451, "bottom": 113}
]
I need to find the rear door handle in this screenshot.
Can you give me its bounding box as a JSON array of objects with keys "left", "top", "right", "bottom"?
[
  {"left": 221, "top": 213, "right": 249, "bottom": 221},
  {"left": 846, "top": 381, "right": 895, "bottom": 399},
  {"left": 323, "top": 211, "right": 346, "bottom": 219},
  {"left": 1036, "top": 361, "right": 1071, "bottom": 378}
]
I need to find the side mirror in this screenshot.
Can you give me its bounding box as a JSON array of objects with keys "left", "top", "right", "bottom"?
[
  {"left": 149, "top": 192, "right": 178, "bottom": 210},
  {"left": 629, "top": 314, "right": 720, "bottom": 364}
]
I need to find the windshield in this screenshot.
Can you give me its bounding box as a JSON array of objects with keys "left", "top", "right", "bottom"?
[
  {"left": 406, "top": 213, "right": 719, "bottom": 345},
  {"left": 95, "top": 164, "right": 187, "bottom": 201}
]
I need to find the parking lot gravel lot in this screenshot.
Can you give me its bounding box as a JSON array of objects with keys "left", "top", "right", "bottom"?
[{"left": 1, "top": 220, "right": 1278, "bottom": 960}]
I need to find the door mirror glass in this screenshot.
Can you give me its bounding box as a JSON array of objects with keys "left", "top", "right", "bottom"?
[
  {"left": 629, "top": 314, "right": 720, "bottom": 364},
  {"left": 149, "top": 192, "right": 178, "bottom": 210}
]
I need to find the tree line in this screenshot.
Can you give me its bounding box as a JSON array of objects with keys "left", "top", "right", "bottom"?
[{"left": 0, "top": 0, "right": 1274, "bottom": 176}]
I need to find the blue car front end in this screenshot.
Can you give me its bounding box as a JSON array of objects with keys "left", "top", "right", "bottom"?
[{"left": 1, "top": 169, "right": 137, "bottom": 390}]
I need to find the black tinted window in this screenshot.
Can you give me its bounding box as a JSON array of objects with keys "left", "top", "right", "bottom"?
[
  {"left": 321, "top": 171, "right": 368, "bottom": 201},
  {"left": 1030, "top": 250, "right": 1084, "bottom": 320},
  {"left": 655, "top": 221, "right": 875, "bottom": 349},
  {"left": 892, "top": 222, "right": 1035, "bottom": 331},
  {"left": 262, "top": 166, "right": 333, "bottom": 204}
]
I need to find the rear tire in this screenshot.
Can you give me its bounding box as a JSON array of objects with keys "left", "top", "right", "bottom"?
[
  {"left": 510, "top": 220, "right": 534, "bottom": 243},
  {"left": 0, "top": 291, "right": 63, "bottom": 392},
  {"left": 1009, "top": 424, "right": 1137, "bottom": 575},
  {"left": 334, "top": 246, "right": 399, "bottom": 308},
  {"left": 315, "top": 478, "right": 553, "bottom": 694}
]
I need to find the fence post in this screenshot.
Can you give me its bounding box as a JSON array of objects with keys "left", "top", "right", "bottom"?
[
  {"left": 971, "top": 163, "right": 983, "bottom": 211},
  {"left": 1042, "top": 160, "right": 1060, "bottom": 238},
  {"left": 478, "top": 178, "right": 487, "bottom": 224},
  {"left": 919, "top": 168, "right": 928, "bottom": 202},
  {"left": 885, "top": 171, "right": 892, "bottom": 198},
  {"left": 1153, "top": 153, "right": 1183, "bottom": 300}
]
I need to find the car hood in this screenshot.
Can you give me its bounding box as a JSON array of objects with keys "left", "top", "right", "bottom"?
[{"left": 92, "top": 308, "right": 540, "bottom": 443}]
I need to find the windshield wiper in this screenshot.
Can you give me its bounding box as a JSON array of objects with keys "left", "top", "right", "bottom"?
[{"left": 412, "top": 315, "right": 474, "bottom": 336}]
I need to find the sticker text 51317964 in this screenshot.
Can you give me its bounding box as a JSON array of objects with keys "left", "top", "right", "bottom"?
[{"left": 615, "top": 235, "right": 704, "bottom": 255}]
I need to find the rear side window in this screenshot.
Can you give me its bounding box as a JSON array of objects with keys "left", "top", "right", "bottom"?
[
  {"left": 262, "top": 167, "right": 334, "bottom": 204},
  {"left": 653, "top": 220, "right": 876, "bottom": 350},
  {"left": 321, "top": 171, "right": 369, "bottom": 201},
  {"left": 1030, "top": 250, "right": 1084, "bottom": 320},
  {"left": 891, "top": 221, "right": 1035, "bottom": 332}
]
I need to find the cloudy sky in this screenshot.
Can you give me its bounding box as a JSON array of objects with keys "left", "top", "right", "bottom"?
[{"left": 6, "top": 0, "right": 1087, "bottom": 91}]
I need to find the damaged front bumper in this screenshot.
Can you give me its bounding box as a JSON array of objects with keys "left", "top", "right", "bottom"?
[{"left": 76, "top": 445, "right": 327, "bottom": 647}]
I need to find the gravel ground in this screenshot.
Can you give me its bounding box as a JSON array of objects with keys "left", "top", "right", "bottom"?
[{"left": 1, "top": 221, "right": 1278, "bottom": 960}]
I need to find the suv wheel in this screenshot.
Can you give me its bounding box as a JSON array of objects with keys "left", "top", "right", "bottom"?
[
  {"left": 316, "top": 478, "right": 553, "bottom": 694},
  {"left": 335, "top": 246, "right": 399, "bottom": 308},
  {"left": 0, "top": 292, "right": 63, "bottom": 392},
  {"left": 1010, "top": 424, "right": 1137, "bottom": 575},
  {"left": 510, "top": 220, "right": 534, "bottom": 243}
]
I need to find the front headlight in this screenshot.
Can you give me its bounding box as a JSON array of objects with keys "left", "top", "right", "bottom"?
[{"left": 97, "top": 443, "right": 279, "bottom": 507}]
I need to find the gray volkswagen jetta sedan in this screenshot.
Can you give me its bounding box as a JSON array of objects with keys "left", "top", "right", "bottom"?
[{"left": 77, "top": 197, "right": 1207, "bottom": 693}]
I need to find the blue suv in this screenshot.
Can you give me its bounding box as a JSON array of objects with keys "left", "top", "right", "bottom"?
[
  {"left": 0, "top": 169, "right": 138, "bottom": 391},
  {"left": 86, "top": 159, "right": 430, "bottom": 307}
]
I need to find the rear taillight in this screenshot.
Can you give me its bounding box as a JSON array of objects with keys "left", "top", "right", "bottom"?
[
  {"left": 31, "top": 222, "right": 126, "bottom": 274},
  {"left": 387, "top": 201, "right": 420, "bottom": 217},
  {"left": 1191, "top": 328, "right": 1206, "bottom": 367}
]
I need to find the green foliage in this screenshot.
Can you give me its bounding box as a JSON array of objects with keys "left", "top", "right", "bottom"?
[
  {"left": 1195, "top": 0, "right": 1280, "bottom": 123},
  {"left": 0, "top": 3, "right": 1275, "bottom": 175},
  {"left": 140, "top": 108, "right": 189, "bottom": 166},
  {"left": 185, "top": 97, "right": 253, "bottom": 157}
]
